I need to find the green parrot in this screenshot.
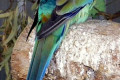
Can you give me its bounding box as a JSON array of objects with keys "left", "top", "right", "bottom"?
[{"left": 26, "top": 0, "right": 94, "bottom": 80}]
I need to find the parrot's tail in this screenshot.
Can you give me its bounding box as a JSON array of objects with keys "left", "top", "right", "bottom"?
[{"left": 27, "top": 25, "right": 66, "bottom": 80}]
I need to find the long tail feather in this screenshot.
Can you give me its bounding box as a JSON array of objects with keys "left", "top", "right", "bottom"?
[{"left": 27, "top": 25, "right": 66, "bottom": 80}]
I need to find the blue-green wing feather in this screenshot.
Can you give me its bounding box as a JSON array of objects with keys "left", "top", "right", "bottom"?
[{"left": 27, "top": 0, "right": 93, "bottom": 80}]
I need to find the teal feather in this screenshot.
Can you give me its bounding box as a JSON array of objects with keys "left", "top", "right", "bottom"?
[{"left": 27, "top": 0, "right": 94, "bottom": 80}]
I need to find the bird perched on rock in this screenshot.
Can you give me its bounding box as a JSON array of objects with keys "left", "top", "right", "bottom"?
[{"left": 27, "top": 0, "right": 94, "bottom": 80}]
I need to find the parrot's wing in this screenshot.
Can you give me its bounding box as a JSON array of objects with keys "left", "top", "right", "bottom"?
[{"left": 37, "top": 0, "right": 93, "bottom": 39}]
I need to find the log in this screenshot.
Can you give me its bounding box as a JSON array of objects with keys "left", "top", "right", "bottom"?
[{"left": 11, "top": 20, "right": 120, "bottom": 80}]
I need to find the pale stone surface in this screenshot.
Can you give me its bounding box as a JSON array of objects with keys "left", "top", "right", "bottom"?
[
  {"left": 11, "top": 22, "right": 35, "bottom": 80},
  {"left": 11, "top": 20, "right": 120, "bottom": 80}
]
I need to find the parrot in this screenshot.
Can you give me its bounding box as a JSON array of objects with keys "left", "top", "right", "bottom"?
[{"left": 26, "top": 0, "right": 94, "bottom": 80}]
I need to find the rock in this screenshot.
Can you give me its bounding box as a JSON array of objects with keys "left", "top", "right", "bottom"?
[
  {"left": 11, "top": 22, "right": 35, "bottom": 80},
  {"left": 11, "top": 20, "right": 120, "bottom": 80}
]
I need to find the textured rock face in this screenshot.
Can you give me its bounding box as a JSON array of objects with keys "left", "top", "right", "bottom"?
[
  {"left": 11, "top": 20, "right": 120, "bottom": 80},
  {"left": 11, "top": 22, "right": 35, "bottom": 80}
]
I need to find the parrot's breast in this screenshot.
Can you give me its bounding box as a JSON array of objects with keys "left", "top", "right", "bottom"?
[{"left": 38, "top": 0, "right": 56, "bottom": 21}]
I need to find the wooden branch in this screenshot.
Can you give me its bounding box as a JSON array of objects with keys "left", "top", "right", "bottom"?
[
  {"left": 3, "top": 0, "right": 14, "bottom": 13},
  {"left": 94, "top": 7, "right": 120, "bottom": 20}
]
